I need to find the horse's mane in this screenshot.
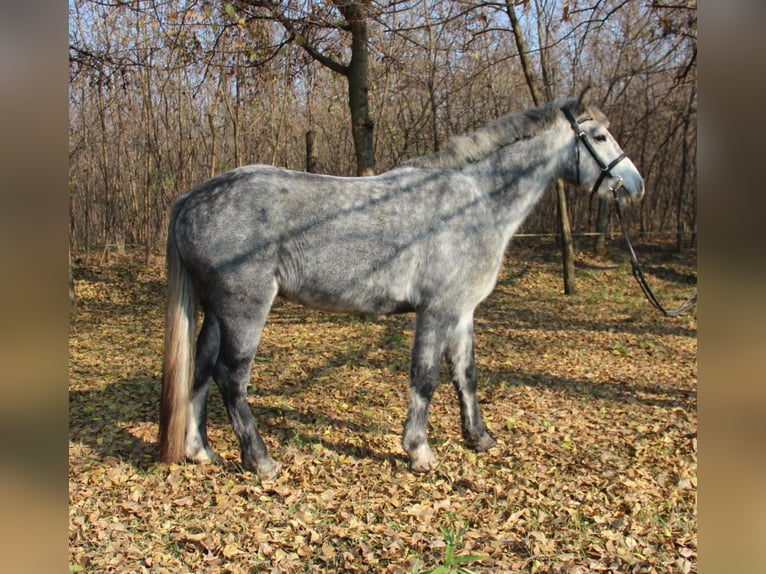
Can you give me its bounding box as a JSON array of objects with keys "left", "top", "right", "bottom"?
[{"left": 403, "top": 98, "right": 578, "bottom": 170}]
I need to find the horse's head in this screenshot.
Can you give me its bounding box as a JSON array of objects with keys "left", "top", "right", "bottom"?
[{"left": 562, "top": 88, "right": 644, "bottom": 205}]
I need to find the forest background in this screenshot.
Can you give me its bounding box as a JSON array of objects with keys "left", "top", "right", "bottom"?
[{"left": 68, "top": 0, "right": 697, "bottom": 263}]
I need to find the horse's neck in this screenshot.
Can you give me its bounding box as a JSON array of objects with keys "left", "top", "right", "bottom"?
[{"left": 469, "top": 123, "right": 568, "bottom": 240}]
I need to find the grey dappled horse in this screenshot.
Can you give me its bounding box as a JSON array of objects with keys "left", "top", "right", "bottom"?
[{"left": 158, "top": 90, "right": 644, "bottom": 477}]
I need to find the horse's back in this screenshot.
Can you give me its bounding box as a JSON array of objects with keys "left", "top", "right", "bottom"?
[{"left": 174, "top": 164, "right": 436, "bottom": 256}]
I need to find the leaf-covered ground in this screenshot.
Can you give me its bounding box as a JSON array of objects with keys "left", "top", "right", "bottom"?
[{"left": 69, "top": 240, "right": 697, "bottom": 573}]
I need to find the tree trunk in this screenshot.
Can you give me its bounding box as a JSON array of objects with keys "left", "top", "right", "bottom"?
[
  {"left": 424, "top": 0, "right": 440, "bottom": 153},
  {"left": 594, "top": 198, "right": 608, "bottom": 255},
  {"left": 69, "top": 242, "right": 75, "bottom": 303},
  {"left": 344, "top": 12, "right": 375, "bottom": 176},
  {"left": 144, "top": 124, "right": 152, "bottom": 265},
  {"left": 96, "top": 82, "right": 113, "bottom": 264},
  {"left": 222, "top": 59, "right": 243, "bottom": 168},
  {"left": 143, "top": 64, "right": 154, "bottom": 266},
  {"left": 677, "top": 86, "right": 695, "bottom": 251},
  {"left": 556, "top": 181, "right": 577, "bottom": 294},
  {"left": 306, "top": 130, "right": 318, "bottom": 173},
  {"left": 506, "top": 0, "right": 576, "bottom": 294},
  {"left": 208, "top": 110, "right": 217, "bottom": 179},
  {"left": 255, "top": 0, "right": 376, "bottom": 176},
  {"left": 506, "top": 1, "right": 541, "bottom": 106}
]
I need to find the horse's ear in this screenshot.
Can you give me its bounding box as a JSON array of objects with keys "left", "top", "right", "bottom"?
[
  {"left": 575, "top": 85, "right": 609, "bottom": 125},
  {"left": 577, "top": 85, "right": 593, "bottom": 109}
]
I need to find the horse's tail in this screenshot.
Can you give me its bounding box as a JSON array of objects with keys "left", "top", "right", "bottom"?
[{"left": 158, "top": 198, "right": 197, "bottom": 463}]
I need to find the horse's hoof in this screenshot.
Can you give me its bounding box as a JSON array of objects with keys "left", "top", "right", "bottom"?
[
  {"left": 409, "top": 458, "right": 439, "bottom": 473},
  {"left": 257, "top": 458, "right": 281, "bottom": 480},
  {"left": 471, "top": 433, "right": 498, "bottom": 453},
  {"left": 407, "top": 444, "right": 438, "bottom": 473},
  {"left": 187, "top": 448, "right": 223, "bottom": 465}
]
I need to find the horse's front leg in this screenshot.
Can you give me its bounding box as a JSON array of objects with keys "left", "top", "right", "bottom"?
[
  {"left": 446, "top": 313, "right": 497, "bottom": 452},
  {"left": 402, "top": 313, "right": 447, "bottom": 472}
]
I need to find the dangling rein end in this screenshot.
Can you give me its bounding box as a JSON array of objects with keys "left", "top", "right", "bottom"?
[{"left": 612, "top": 183, "right": 697, "bottom": 317}]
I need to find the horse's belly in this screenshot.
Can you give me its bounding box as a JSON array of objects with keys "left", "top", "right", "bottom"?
[{"left": 278, "top": 279, "right": 415, "bottom": 316}]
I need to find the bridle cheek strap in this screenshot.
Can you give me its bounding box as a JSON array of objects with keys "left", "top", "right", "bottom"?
[
  {"left": 592, "top": 149, "right": 627, "bottom": 194},
  {"left": 563, "top": 107, "right": 627, "bottom": 195}
]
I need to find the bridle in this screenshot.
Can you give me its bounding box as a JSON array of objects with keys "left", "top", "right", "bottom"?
[
  {"left": 562, "top": 107, "right": 627, "bottom": 197},
  {"left": 562, "top": 106, "right": 697, "bottom": 317}
]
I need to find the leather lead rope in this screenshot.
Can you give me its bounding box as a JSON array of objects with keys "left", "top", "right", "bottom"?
[{"left": 613, "top": 194, "right": 697, "bottom": 317}]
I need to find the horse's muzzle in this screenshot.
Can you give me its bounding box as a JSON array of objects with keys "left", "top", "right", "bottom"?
[{"left": 610, "top": 174, "right": 644, "bottom": 204}]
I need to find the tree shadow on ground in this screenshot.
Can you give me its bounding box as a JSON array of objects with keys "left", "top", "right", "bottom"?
[
  {"left": 69, "top": 378, "right": 159, "bottom": 470},
  {"left": 487, "top": 368, "right": 696, "bottom": 411}
]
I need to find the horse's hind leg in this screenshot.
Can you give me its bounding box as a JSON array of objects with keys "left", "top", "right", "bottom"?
[
  {"left": 185, "top": 312, "right": 223, "bottom": 464},
  {"left": 446, "top": 312, "right": 497, "bottom": 452},
  {"left": 213, "top": 290, "right": 279, "bottom": 478}
]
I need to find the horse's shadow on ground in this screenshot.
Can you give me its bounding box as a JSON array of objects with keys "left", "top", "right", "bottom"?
[{"left": 69, "top": 376, "right": 404, "bottom": 472}]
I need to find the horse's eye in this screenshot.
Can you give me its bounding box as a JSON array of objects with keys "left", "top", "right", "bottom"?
[{"left": 594, "top": 134, "right": 608, "bottom": 142}]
